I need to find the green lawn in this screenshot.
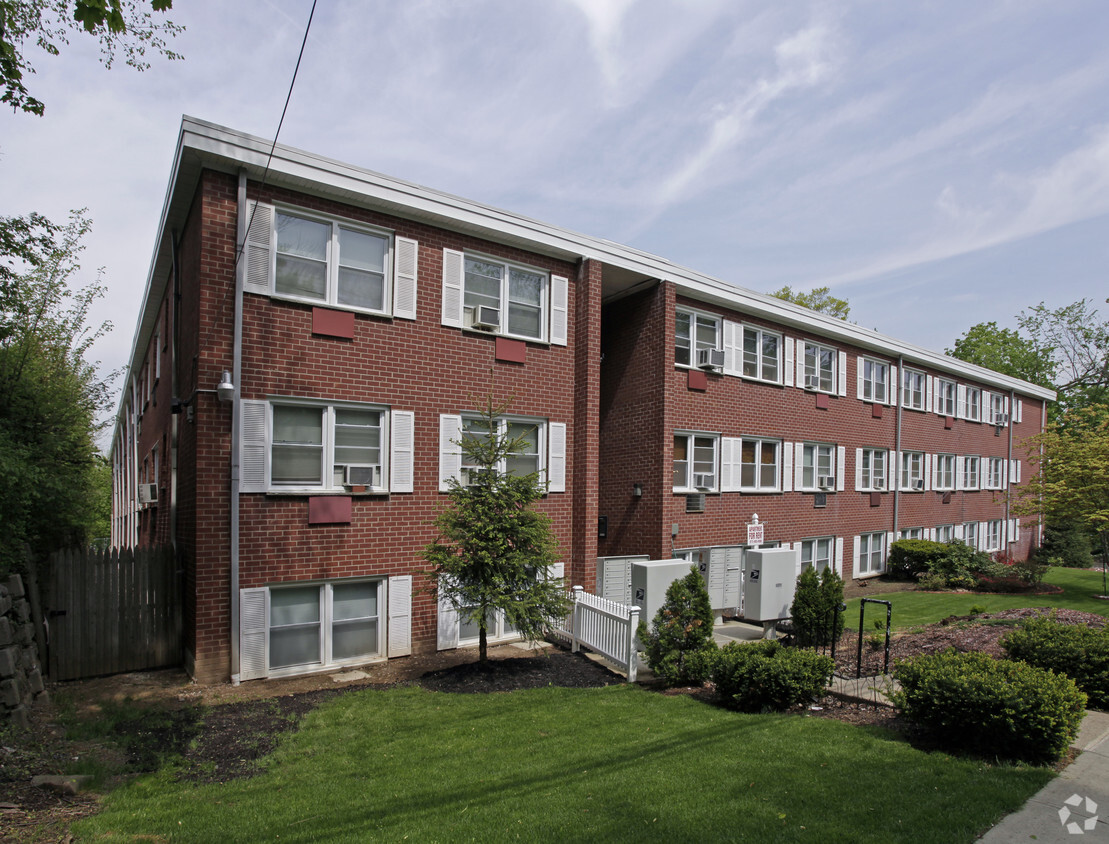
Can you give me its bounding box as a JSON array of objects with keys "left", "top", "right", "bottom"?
[
  {"left": 846, "top": 567, "right": 1109, "bottom": 631},
  {"left": 75, "top": 684, "right": 1052, "bottom": 843}
]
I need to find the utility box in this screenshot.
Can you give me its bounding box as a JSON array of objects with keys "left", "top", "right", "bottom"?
[
  {"left": 630, "top": 559, "right": 697, "bottom": 634},
  {"left": 597, "top": 555, "right": 649, "bottom": 606},
  {"left": 743, "top": 548, "right": 799, "bottom": 622}
]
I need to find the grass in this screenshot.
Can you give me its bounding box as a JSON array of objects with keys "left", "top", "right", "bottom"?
[
  {"left": 846, "top": 567, "right": 1109, "bottom": 631},
  {"left": 74, "top": 684, "right": 1053, "bottom": 843}
]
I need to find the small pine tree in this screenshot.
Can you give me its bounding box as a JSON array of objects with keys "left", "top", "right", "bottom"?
[
  {"left": 790, "top": 566, "right": 845, "bottom": 648},
  {"left": 637, "top": 566, "right": 717, "bottom": 685}
]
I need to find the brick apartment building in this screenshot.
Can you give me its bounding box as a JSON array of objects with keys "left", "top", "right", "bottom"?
[{"left": 110, "top": 117, "right": 1053, "bottom": 683}]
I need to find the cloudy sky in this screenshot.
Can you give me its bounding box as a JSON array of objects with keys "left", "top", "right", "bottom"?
[{"left": 2, "top": 0, "right": 1107, "bottom": 423}]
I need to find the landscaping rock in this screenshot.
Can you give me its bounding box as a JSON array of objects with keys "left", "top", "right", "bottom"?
[
  {"left": 6, "top": 575, "right": 25, "bottom": 599},
  {"left": 0, "top": 646, "right": 18, "bottom": 677},
  {"left": 31, "top": 774, "right": 92, "bottom": 796}
]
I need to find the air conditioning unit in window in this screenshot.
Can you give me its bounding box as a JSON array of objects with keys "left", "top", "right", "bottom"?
[
  {"left": 137, "top": 483, "right": 158, "bottom": 505},
  {"left": 805, "top": 375, "right": 820, "bottom": 390},
  {"left": 344, "top": 465, "right": 381, "bottom": 487},
  {"left": 912, "top": 479, "right": 925, "bottom": 491},
  {"left": 994, "top": 413, "right": 1009, "bottom": 426},
  {"left": 693, "top": 473, "right": 714, "bottom": 490},
  {"left": 817, "top": 475, "right": 835, "bottom": 490},
  {"left": 464, "top": 305, "right": 500, "bottom": 331},
  {"left": 696, "top": 348, "right": 724, "bottom": 370}
]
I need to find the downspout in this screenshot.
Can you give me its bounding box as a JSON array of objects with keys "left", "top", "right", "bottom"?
[
  {"left": 229, "top": 170, "right": 247, "bottom": 685},
  {"left": 1007, "top": 390, "right": 1015, "bottom": 552},
  {"left": 893, "top": 356, "right": 904, "bottom": 538}
]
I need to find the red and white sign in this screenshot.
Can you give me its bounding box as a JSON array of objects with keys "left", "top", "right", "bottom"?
[{"left": 747, "top": 523, "right": 765, "bottom": 545}]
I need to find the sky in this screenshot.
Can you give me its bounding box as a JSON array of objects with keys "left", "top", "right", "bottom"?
[{"left": 2, "top": 0, "right": 1108, "bottom": 429}]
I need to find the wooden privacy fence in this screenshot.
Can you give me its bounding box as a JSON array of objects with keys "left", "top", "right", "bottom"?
[
  {"left": 45, "top": 545, "right": 182, "bottom": 681},
  {"left": 551, "top": 586, "right": 640, "bottom": 682}
]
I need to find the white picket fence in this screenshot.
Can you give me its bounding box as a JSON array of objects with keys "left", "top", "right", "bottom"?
[{"left": 552, "top": 586, "right": 640, "bottom": 682}]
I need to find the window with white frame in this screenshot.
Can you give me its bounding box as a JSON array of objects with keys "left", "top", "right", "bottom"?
[
  {"left": 858, "top": 532, "right": 886, "bottom": 575},
  {"left": 674, "top": 432, "right": 718, "bottom": 491},
  {"left": 900, "top": 527, "right": 923, "bottom": 540},
  {"left": 987, "top": 457, "right": 1005, "bottom": 489},
  {"left": 801, "top": 537, "right": 834, "bottom": 573},
  {"left": 902, "top": 368, "right": 925, "bottom": 410},
  {"left": 803, "top": 342, "right": 837, "bottom": 392},
  {"left": 990, "top": 393, "right": 1007, "bottom": 425},
  {"left": 963, "top": 456, "right": 980, "bottom": 490},
  {"left": 936, "top": 379, "right": 956, "bottom": 416},
  {"left": 740, "top": 438, "right": 780, "bottom": 491},
  {"left": 963, "top": 521, "right": 979, "bottom": 549},
  {"left": 802, "top": 443, "right": 836, "bottom": 491},
  {"left": 986, "top": 520, "right": 1002, "bottom": 551},
  {"left": 742, "top": 325, "right": 781, "bottom": 382},
  {"left": 268, "top": 580, "right": 382, "bottom": 673},
  {"left": 459, "top": 607, "right": 517, "bottom": 645},
  {"left": 965, "top": 387, "right": 981, "bottom": 421},
  {"left": 460, "top": 416, "right": 543, "bottom": 482},
  {"left": 860, "top": 448, "right": 887, "bottom": 491},
  {"left": 675, "top": 309, "right": 721, "bottom": 367},
  {"left": 900, "top": 451, "right": 925, "bottom": 491},
  {"left": 271, "top": 402, "right": 387, "bottom": 492},
  {"left": 860, "top": 359, "right": 889, "bottom": 403},
  {"left": 464, "top": 255, "right": 548, "bottom": 341},
  {"left": 934, "top": 454, "right": 955, "bottom": 490},
  {"left": 936, "top": 524, "right": 955, "bottom": 543}
]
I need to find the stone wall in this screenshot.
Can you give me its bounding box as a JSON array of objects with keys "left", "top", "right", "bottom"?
[{"left": 0, "top": 575, "right": 46, "bottom": 729}]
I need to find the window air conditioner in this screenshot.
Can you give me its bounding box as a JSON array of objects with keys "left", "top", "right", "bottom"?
[
  {"left": 994, "top": 413, "right": 1009, "bottom": 426},
  {"left": 344, "top": 465, "right": 380, "bottom": 487},
  {"left": 817, "top": 475, "right": 835, "bottom": 490},
  {"left": 696, "top": 348, "right": 725, "bottom": 370},
  {"left": 464, "top": 305, "right": 500, "bottom": 331},
  {"left": 805, "top": 375, "right": 820, "bottom": 390},
  {"left": 693, "top": 473, "right": 714, "bottom": 490},
  {"left": 912, "top": 479, "right": 925, "bottom": 491},
  {"left": 137, "top": 483, "right": 158, "bottom": 505}
]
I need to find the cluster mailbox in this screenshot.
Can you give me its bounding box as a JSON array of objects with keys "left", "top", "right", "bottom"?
[{"left": 742, "top": 548, "right": 799, "bottom": 622}]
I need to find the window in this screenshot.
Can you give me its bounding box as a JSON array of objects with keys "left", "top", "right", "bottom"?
[
  {"left": 990, "top": 393, "right": 1007, "bottom": 425},
  {"left": 271, "top": 403, "right": 386, "bottom": 491},
  {"left": 965, "top": 387, "right": 981, "bottom": 421},
  {"left": 674, "top": 432, "right": 718, "bottom": 491},
  {"left": 275, "top": 209, "right": 391, "bottom": 313},
  {"left": 900, "top": 451, "right": 925, "bottom": 491},
  {"left": 986, "top": 520, "right": 1002, "bottom": 551},
  {"left": 860, "top": 448, "right": 887, "bottom": 491},
  {"left": 936, "top": 379, "right": 956, "bottom": 416},
  {"left": 802, "top": 443, "right": 835, "bottom": 490},
  {"left": 676, "top": 310, "right": 721, "bottom": 367},
  {"left": 963, "top": 522, "right": 979, "bottom": 549},
  {"left": 742, "top": 326, "right": 780, "bottom": 382},
  {"left": 269, "top": 580, "right": 381, "bottom": 673},
  {"left": 963, "top": 456, "right": 980, "bottom": 490},
  {"left": 459, "top": 607, "right": 517, "bottom": 646},
  {"left": 934, "top": 453, "right": 955, "bottom": 490},
  {"left": 858, "top": 532, "right": 886, "bottom": 576},
  {"left": 987, "top": 457, "right": 1005, "bottom": 489},
  {"left": 739, "top": 438, "right": 780, "bottom": 491},
  {"left": 936, "top": 524, "right": 955, "bottom": 543},
  {"left": 464, "top": 255, "right": 547, "bottom": 340},
  {"left": 860, "top": 359, "right": 889, "bottom": 403},
  {"left": 461, "top": 416, "right": 542, "bottom": 481},
  {"left": 902, "top": 368, "right": 925, "bottom": 410},
  {"left": 900, "top": 527, "right": 923, "bottom": 540},
  {"left": 801, "top": 537, "right": 833, "bottom": 574},
  {"left": 803, "top": 342, "right": 837, "bottom": 392}
]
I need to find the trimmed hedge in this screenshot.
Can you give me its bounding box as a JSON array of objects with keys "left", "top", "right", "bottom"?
[
  {"left": 790, "top": 566, "right": 845, "bottom": 648},
  {"left": 888, "top": 539, "right": 1000, "bottom": 588},
  {"left": 710, "top": 641, "right": 834, "bottom": 712},
  {"left": 1001, "top": 616, "right": 1109, "bottom": 709},
  {"left": 892, "top": 649, "right": 1087, "bottom": 764}
]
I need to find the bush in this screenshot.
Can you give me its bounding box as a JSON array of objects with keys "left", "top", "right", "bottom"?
[
  {"left": 636, "top": 566, "right": 717, "bottom": 686},
  {"left": 892, "top": 649, "right": 1087, "bottom": 764},
  {"left": 891, "top": 539, "right": 1000, "bottom": 588},
  {"left": 710, "top": 641, "right": 835, "bottom": 712},
  {"left": 1001, "top": 616, "right": 1109, "bottom": 709},
  {"left": 1009, "top": 556, "right": 1050, "bottom": 588},
  {"left": 1038, "top": 521, "right": 1095, "bottom": 568},
  {"left": 790, "top": 566, "right": 845, "bottom": 648},
  {"left": 888, "top": 540, "right": 948, "bottom": 580}
]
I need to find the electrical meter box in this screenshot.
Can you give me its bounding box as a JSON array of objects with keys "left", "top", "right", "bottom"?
[
  {"left": 630, "top": 559, "right": 697, "bottom": 635},
  {"left": 743, "top": 548, "right": 799, "bottom": 622}
]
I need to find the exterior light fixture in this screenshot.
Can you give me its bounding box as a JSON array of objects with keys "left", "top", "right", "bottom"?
[
  {"left": 216, "top": 370, "right": 235, "bottom": 402},
  {"left": 633, "top": 482, "right": 643, "bottom": 498}
]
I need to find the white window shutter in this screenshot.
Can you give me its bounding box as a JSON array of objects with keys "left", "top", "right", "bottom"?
[
  {"left": 923, "top": 453, "right": 932, "bottom": 491},
  {"left": 954, "top": 523, "right": 965, "bottom": 540},
  {"left": 795, "top": 342, "right": 806, "bottom": 388},
  {"left": 955, "top": 456, "right": 965, "bottom": 491},
  {"left": 856, "top": 356, "right": 865, "bottom": 400},
  {"left": 239, "top": 588, "right": 269, "bottom": 681},
  {"left": 837, "top": 351, "right": 848, "bottom": 397},
  {"left": 240, "top": 400, "right": 269, "bottom": 492},
  {"left": 390, "top": 410, "right": 415, "bottom": 493},
  {"left": 437, "top": 583, "right": 459, "bottom": 651},
  {"left": 548, "top": 422, "right": 567, "bottom": 493},
  {"left": 887, "top": 366, "right": 897, "bottom": 406},
  {"left": 244, "top": 201, "right": 275, "bottom": 296},
  {"left": 550, "top": 275, "right": 569, "bottom": 346},
  {"left": 926, "top": 376, "right": 934, "bottom": 412},
  {"left": 956, "top": 384, "right": 966, "bottom": 419},
  {"left": 982, "top": 391, "right": 992, "bottom": 420},
  {"left": 1017, "top": 399, "right": 1023, "bottom": 423},
  {"left": 1016, "top": 460, "right": 1022, "bottom": 484},
  {"left": 439, "top": 414, "right": 463, "bottom": 492},
  {"left": 723, "top": 321, "right": 740, "bottom": 376},
  {"left": 834, "top": 537, "right": 844, "bottom": 575},
  {"left": 393, "top": 236, "right": 419, "bottom": 320},
  {"left": 793, "top": 442, "right": 804, "bottom": 491},
  {"left": 978, "top": 522, "right": 988, "bottom": 551},
  {"left": 930, "top": 454, "right": 939, "bottom": 489},
  {"left": 1004, "top": 396, "right": 1011, "bottom": 423},
  {"left": 852, "top": 536, "right": 861, "bottom": 573},
  {"left": 546, "top": 561, "right": 565, "bottom": 582},
  {"left": 388, "top": 575, "right": 412, "bottom": 657},
  {"left": 782, "top": 442, "right": 793, "bottom": 492},
  {"left": 1015, "top": 518, "right": 1021, "bottom": 542},
  {"left": 441, "top": 248, "right": 464, "bottom": 328},
  {"left": 1002, "top": 461, "right": 1009, "bottom": 487},
  {"left": 783, "top": 338, "right": 794, "bottom": 387},
  {"left": 854, "top": 448, "right": 863, "bottom": 491},
  {"left": 721, "top": 437, "right": 740, "bottom": 492}
]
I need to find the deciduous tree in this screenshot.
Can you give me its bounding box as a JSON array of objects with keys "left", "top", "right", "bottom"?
[{"left": 770, "top": 285, "right": 851, "bottom": 320}]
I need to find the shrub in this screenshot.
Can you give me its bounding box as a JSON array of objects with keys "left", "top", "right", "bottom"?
[
  {"left": 790, "top": 566, "right": 845, "bottom": 648},
  {"left": 637, "top": 566, "right": 717, "bottom": 686},
  {"left": 888, "top": 540, "right": 948, "bottom": 580},
  {"left": 1010, "top": 556, "right": 1050, "bottom": 588},
  {"left": 892, "top": 649, "right": 1087, "bottom": 764},
  {"left": 1001, "top": 616, "right": 1109, "bottom": 709},
  {"left": 892, "top": 539, "right": 1000, "bottom": 588},
  {"left": 1038, "top": 521, "right": 1095, "bottom": 568},
  {"left": 710, "top": 640, "right": 835, "bottom": 712},
  {"left": 916, "top": 572, "right": 948, "bottom": 591}
]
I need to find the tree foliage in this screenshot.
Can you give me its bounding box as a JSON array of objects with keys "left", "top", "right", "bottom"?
[
  {"left": 947, "top": 320, "right": 1055, "bottom": 389},
  {"left": 789, "top": 566, "right": 845, "bottom": 647},
  {"left": 424, "top": 395, "right": 569, "bottom": 663},
  {"left": 769, "top": 285, "right": 851, "bottom": 320},
  {"left": 636, "top": 565, "right": 717, "bottom": 686},
  {"left": 0, "top": 209, "right": 115, "bottom": 573},
  {"left": 1, "top": 0, "right": 182, "bottom": 115}
]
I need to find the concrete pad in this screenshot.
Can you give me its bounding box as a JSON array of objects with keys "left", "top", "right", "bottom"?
[
  {"left": 712, "top": 622, "right": 766, "bottom": 645},
  {"left": 330, "top": 670, "right": 370, "bottom": 683}
]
